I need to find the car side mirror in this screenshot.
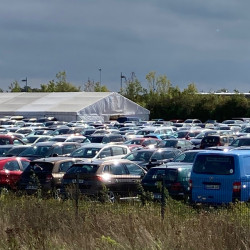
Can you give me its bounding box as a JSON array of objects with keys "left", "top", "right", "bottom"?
[{"left": 52, "top": 153, "right": 59, "bottom": 157}]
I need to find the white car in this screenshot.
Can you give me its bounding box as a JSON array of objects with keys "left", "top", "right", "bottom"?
[{"left": 69, "top": 143, "right": 131, "bottom": 161}]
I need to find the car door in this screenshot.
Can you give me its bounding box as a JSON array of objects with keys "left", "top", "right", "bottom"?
[
  {"left": 123, "top": 162, "right": 145, "bottom": 195},
  {"left": 103, "top": 163, "right": 128, "bottom": 195}
]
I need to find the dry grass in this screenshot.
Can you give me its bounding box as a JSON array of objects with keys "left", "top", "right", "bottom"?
[{"left": 0, "top": 193, "right": 249, "bottom": 249}]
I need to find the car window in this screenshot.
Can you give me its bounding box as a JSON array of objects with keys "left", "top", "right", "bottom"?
[
  {"left": 112, "top": 146, "right": 124, "bottom": 156},
  {"left": 0, "top": 138, "right": 10, "bottom": 145},
  {"left": 98, "top": 147, "right": 112, "bottom": 158},
  {"left": 63, "top": 145, "right": 76, "bottom": 154},
  {"left": 59, "top": 161, "right": 74, "bottom": 172},
  {"left": 193, "top": 155, "right": 234, "bottom": 175},
  {"left": 21, "top": 160, "right": 30, "bottom": 170},
  {"left": 67, "top": 164, "right": 99, "bottom": 174},
  {"left": 13, "top": 139, "right": 24, "bottom": 145},
  {"left": 109, "top": 164, "right": 127, "bottom": 175},
  {"left": 4, "top": 160, "right": 20, "bottom": 171},
  {"left": 53, "top": 146, "right": 63, "bottom": 155},
  {"left": 125, "top": 163, "right": 144, "bottom": 175}
]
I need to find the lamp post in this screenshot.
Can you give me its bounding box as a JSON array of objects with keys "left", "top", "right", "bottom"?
[
  {"left": 120, "top": 73, "right": 126, "bottom": 93},
  {"left": 99, "top": 68, "right": 102, "bottom": 86},
  {"left": 22, "top": 77, "right": 28, "bottom": 92}
]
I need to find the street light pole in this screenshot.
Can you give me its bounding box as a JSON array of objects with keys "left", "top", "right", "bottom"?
[
  {"left": 120, "top": 73, "right": 126, "bottom": 93},
  {"left": 99, "top": 68, "right": 102, "bottom": 86},
  {"left": 22, "top": 77, "right": 28, "bottom": 92}
]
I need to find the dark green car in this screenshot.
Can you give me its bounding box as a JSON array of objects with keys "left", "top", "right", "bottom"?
[{"left": 141, "top": 163, "right": 192, "bottom": 201}]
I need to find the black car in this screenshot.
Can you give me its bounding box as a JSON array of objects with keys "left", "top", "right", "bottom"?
[
  {"left": 88, "top": 134, "right": 125, "bottom": 144},
  {"left": 18, "top": 141, "right": 81, "bottom": 160},
  {"left": 60, "top": 159, "right": 147, "bottom": 202},
  {"left": 145, "top": 148, "right": 181, "bottom": 169},
  {"left": 17, "top": 157, "right": 80, "bottom": 197},
  {"left": 123, "top": 148, "right": 156, "bottom": 169},
  {"left": 141, "top": 164, "right": 192, "bottom": 201}
]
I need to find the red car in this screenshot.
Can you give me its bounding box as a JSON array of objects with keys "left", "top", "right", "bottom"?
[
  {"left": 0, "top": 157, "right": 30, "bottom": 191},
  {"left": 0, "top": 134, "right": 26, "bottom": 145}
]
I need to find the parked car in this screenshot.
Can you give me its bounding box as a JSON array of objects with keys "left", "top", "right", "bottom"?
[
  {"left": 4, "top": 145, "right": 32, "bottom": 157},
  {"left": 141, "top": 164, "right": 192, "bottom": 201},
  {"left": 190, "top": 149, "right": 250, "bottom": 204},
  {"left": 156, "top": 139, "right": 195, "bottom": 151},
  {"left": 124, "top": 138, "right": 160, "bottom": 149},
  {"left": 88, "top": 134, "right": 125, "bottom": 144},
  {"left": 169, "top": 149, "right": 206, "bottom": 164},
  {"left": 190, "top": 130, "right": 218, "bottom": 149},
  {"left": 145, "top": 148, "right": 181, "bottom": 169},
  {"left": 200, "top": 134, "right": 235, "bottom": 149},
  {"left": 61, "top": 159, "right": 147, "bottom": 201},
  {"left": 17, "top": 157, "right": 80, "bottom": 196},
  {"left": 123, "top": 148, "right": 156, "bottom": 169},
  {"left": 0, "top": 135, "right": 26, "bottom": 145},
  {"left": 69, "top": 143, "right": 130, "bottom": 161},
  {"left": 22, "top": 135, "right": 52, "bottom": 145},
  {"left": 18, "top": 142, "right": 81, "bottom": 160},
  {"left": 229, "top": 136, "right": 250, "bottom": 147},
  {"left": 0, "top": 145, "right": 14, "bottom": 156},
  {"left": 0, "top": 157, "right": 30, "bottom": 191}
]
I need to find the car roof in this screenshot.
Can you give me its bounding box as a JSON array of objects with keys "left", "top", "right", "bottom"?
[
  {"left": 78, "top": 143, "right": 127, "bottom": 149},
  {"left": 73, "top": 158, "right": 142, "bottom": 166},
  {"left": 31, "top": 156, "right": 78, "bottom": 163},
  {"left": 34, "top": 141, "right": 80, "bottom": 146}
]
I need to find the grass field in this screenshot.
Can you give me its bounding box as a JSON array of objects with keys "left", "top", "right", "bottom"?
[{"left": 0, "top": 193, "right": 249, "bottom": 249}]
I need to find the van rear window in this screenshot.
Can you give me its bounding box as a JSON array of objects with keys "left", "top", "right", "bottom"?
[{"left": 193, "top": 155, "right": 234, "bottom": 175}]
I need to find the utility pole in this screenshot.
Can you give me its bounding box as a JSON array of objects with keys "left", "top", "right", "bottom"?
[{"left": 22, "top": 77, "right": 28, "bottom": 92}]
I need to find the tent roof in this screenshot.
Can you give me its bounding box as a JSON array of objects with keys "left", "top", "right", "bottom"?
[
  {"left": 0, "top": 92, "right": 111, "bottom": 112},
  {"left": 0, "top": 92, "right": 149, "bottom": 115}
]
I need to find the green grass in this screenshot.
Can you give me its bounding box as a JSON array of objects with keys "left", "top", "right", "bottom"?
[{"left": 0, "top": 193, "right": 249, "bottom": 249}]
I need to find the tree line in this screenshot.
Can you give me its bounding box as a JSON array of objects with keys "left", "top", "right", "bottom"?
[{"left": 7, "top": 71, "right": 250, "bottom": 122}]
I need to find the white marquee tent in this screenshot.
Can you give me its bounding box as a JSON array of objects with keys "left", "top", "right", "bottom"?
[{"left": 0, "top": 92, "right": 150, "bottom": 122}]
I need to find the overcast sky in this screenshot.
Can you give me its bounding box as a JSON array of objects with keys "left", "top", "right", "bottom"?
[{"left": 1, "top": 0, "right": 250, "bottom": 93}]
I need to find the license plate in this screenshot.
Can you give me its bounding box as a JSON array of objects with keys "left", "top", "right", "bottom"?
[
  {"left": 26, "top": 185, "right": 38, "bottom": 190},
  {"left": 72, "top": 179, "right": 84, "bottom": 184},
  {"left": 205, "top": 184, "right": 220, "bottom": 190},
  {"left": 154, "top": 194, "right": 162, "bottom": 199}
]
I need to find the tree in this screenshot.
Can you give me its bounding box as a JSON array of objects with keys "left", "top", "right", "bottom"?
[
  {"left": 122, "top": 72, "right": 147, "bottom": 105},
  {"left": 83, "top": 79, "right": 109, "bottom": 92},
  {"left": 9, "top": 81, "right": 22, "bottom": 92},
  {"left": 40, "top": 71, "right": 81, "bottom": 92}
]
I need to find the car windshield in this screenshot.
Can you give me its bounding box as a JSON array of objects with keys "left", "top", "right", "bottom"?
[
  {"left": 66, "top": 164, "right": 99, "bottom": 174},
  {"left": 157, "top": 140, "right": 177, "bottom": 148},
  {"left": 70, "top": 147, "right": 100, "bottom": 158},
  {"left": 193, "top": 155, "right": 234, "bottom": 175},
  {"left": 143, "top": 168, "right": 178, "bottom": 182},
  {"left": 24, "top": 162, "right": 54, "bottom": 173},
  {"left": 124, "top": 151, "right": 154, "bottom": 161},
  {"left": 173, "top": 151, "right": 199, "bottom": 163},
  {"left": 19, "top": 146, "right": 53, "bottom": 157},
  {"left": 230, "top": 138, "right": 250, "bottom": 147}
]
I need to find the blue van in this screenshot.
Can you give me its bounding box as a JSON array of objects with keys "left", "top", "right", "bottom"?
[{"left": 190, "top": 149, "right": 250, "bottom": 204}]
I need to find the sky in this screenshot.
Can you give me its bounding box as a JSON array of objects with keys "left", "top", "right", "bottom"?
[{"left": 1, "top": 0, "right": 250, "bottom": 93}]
